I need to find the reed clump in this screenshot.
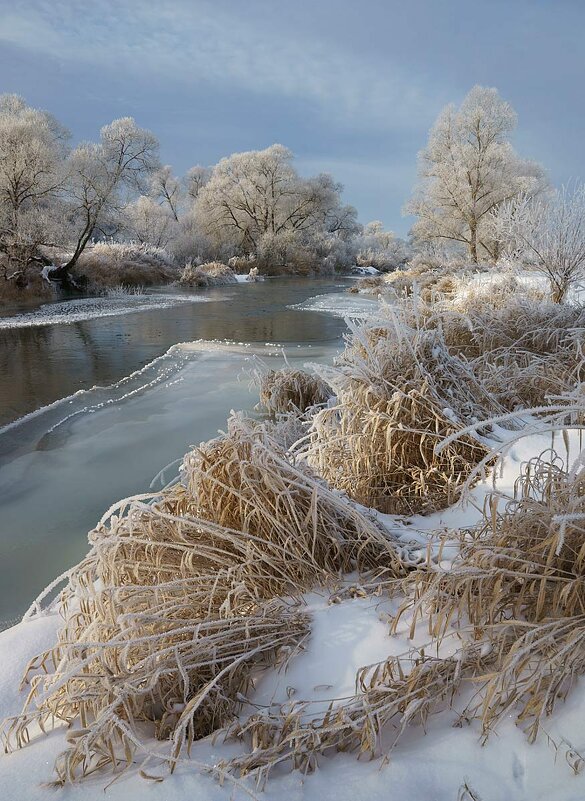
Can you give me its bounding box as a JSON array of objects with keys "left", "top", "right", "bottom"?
[
  {"left": 401, "top": 451, "right": 585, "bottom": 743},
  {"left": 302, "top": 311, "right": 500, "bottom": 515},
  {"left": 179, "top": 261, "right": 237, "bottom": 287},
  {"left": 258, "top": 368, "right": 331, "bottom": 416},
  {"left": 1, "top": 414, "right": 405, "bottom": 784}
]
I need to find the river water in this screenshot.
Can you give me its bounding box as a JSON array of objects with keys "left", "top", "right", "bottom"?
[{"left": 0, "top": 278, "right": 376, "bottom": 625}]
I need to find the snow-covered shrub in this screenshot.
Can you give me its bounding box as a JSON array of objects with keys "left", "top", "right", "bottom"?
[
  {"left": 494, "top": 184, "right": 585, "bottom": 303},
  {"left": 67, "top": 240, "right": 178, "bottom": 290},
  {"left": 179, "top": 260, "right": 237, "bottom": 287}
]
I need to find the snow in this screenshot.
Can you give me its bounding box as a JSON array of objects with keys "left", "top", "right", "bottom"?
[
  {"left": 40, "top": 264, "right": 59, "bottom": 282},
  {"left": 2, "top": 581, "right": 585, "bottom": 800},
  {"left": 289, "top": 292, "right": 379, "bottom": 319},
  {"left": 234, "top": 272, "right": 265, "bottom": 283}
]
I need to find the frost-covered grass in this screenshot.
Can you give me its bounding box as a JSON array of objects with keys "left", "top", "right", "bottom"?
[
  {"left": 257, "top": 367, "right": 331, "bottom": 416},
  {"left": 349, "top": 257, "right": 469, "bottom": 302}
]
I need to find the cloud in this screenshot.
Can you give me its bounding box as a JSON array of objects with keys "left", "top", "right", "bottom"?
[{"left": 0, "top": 0, "right": 431, "bottom": 132}]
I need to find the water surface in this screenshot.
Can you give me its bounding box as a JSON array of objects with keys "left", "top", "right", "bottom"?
[{"left": 0, "top": 278, "right": 376, "bottom": 625}]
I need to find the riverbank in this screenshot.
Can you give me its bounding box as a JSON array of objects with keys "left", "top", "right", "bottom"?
[{"left": 2, "top": 274, "right": 585, "bottom": 800}]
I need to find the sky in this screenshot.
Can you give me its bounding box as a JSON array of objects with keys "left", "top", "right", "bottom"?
[{"left": 0, "top": 0, "right": 583, "bottom": 236}]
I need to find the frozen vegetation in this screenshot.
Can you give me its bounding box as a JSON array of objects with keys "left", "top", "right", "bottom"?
[{"left": 4, "top": 83, "right": 585, "bottom": 801}]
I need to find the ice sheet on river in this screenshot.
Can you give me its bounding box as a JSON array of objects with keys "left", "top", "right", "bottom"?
[
  {"left": 289, "top": 291, "right": 379, "bottom": 318},
  {"left": 0, "top": 339, "right": 340, "bottom": 625},
  {"left": 0, "top": 292, "right": 209, "bottom": 329}
]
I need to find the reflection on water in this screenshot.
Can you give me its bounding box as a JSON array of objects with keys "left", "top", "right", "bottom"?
[{"left": 0, "top": 277, "right": 377, "bottom": 625}]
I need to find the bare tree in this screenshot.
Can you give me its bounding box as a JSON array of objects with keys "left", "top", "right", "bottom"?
[
  {"left": 151, "top": 165, "right": 183, "bottom": 221},
  {"left": 184, "top": 165, "right": 212, "bottom": 202},
  {"left": 494, "top": 185, "right": 585, "bottom": 302},
  {"left": 53, "top": 117, "right": 159, "bottom": 281},
  {"left": 405, "top": 86, "right": 545, "bottom": 263}
]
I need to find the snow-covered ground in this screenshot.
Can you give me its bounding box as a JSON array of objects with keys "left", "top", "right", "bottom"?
[{"left": 2, "top": 421, "right": 584, "bottom": 799}]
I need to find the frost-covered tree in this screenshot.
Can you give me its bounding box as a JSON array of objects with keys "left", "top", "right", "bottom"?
[
  {"left": 195, "top": 144, "right": 356, "bottom": 270},
  {"left": 494, "top": 185, "right": 585, "bottom": 303},
  {"left": 184, "top": 165, "right": 212, "bottom": 202},
  {"left": 151, "top": 165, "right": 183, "bottom": 221},
  {"left": 124, "top": 195, "right": 178, "bottom": 248},
  {"left": 55, "top": 117, "right": 159, "bottom": 279},
  {"left": 0, "top": 94, "right": 69, "bottom": 279},
  {"left": 406, "top": 86, "right": 545, "bottom": 263},
  {"left": 355, "top": 221, "right": 410, "bottom": 271}
]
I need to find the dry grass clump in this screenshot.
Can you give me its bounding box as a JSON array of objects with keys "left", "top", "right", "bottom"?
[
  {"left": 386, "top": 277, "right": 585, "bottom": 411},
  {"left": 70, "top": 241, "right": 178, "bottom": 290},
  {"left": 301, "top": 311, "right": 500, "bottom": 515},
  {"left": 435, "top": 282, "right": 585, "bottom": 410},
  {"left": 258, "top": 368, "right": 331, "bottom": 416},
  {"left": 348, "top": 275, "right": 385, "bottom": 294},
  {"left": 223, "top": 641, "right": 489, "bottom": 784},
  {"left": 179, "top": 260, "right": 238, "bottom": 287},
  {"left": 401, "top": 451, "right": 585, "bottom": 743},
  {"left": 1, "top": 414, "right": 405, "bottom": 784}
]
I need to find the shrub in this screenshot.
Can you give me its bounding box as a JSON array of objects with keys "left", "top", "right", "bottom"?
[
  {"left": 69, "top": 241, "right": 178, "bottom": 290},
  {"left": 179, "top": 260, "right": 238, "bottom": 287},
  {"left": 301, "top": 310, "right": 500, "bottom": 515}
]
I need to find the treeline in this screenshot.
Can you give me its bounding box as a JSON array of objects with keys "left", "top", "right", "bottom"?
[
  {"left": 0, "top": 96, "right": 407, "bottom": 298},
  {"left": 3, "top": 85, "right": 583, "bottom": 303}
]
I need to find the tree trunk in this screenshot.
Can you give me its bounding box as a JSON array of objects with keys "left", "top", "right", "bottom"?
[
  {"left": 469, "top": 222, "right": 478, "bottom": 264},
  {"left": 551, "top": 281, "right": 569, "bottom": 304}
]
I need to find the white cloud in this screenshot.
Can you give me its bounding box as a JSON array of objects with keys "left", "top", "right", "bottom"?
[{"left": 1, "top": 0, "right": 431, "bottom": 132}]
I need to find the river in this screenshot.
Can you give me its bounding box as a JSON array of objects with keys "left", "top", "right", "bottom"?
[{"left": 0, "top": 277, "right": 376, "bottom": 625}]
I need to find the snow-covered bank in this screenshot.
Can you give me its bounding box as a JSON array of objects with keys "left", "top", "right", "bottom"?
[
  {"left": 2, "top": 570, "right": 585, "bottom": 801},
  {"left": 3, "top": 283, "right": 585, "bottom": 801},
  {"left": 2, "top": 409, "right": 583, "bottom": 801}
]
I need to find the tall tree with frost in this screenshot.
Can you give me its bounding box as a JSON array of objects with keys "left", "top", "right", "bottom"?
[
  {"left": 495, "top": 185, "right": 585, "bottom": 303},
  {"left": 0, "top": 94, "right": 69, "bottom": 280},
  {"left": 195, "top": 144, "right": 356, "bottom": 256},
  {"left": 124, "top": 195, "right": 178, "bottom": 248},
  {"left": 406, "top": 86, "right": 545, "bottom": 263},
  {"left": 54, "top": 117, "right": 159, "bottom": 280}
]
